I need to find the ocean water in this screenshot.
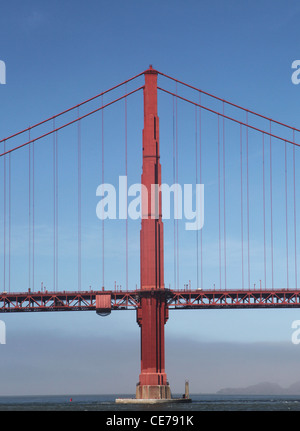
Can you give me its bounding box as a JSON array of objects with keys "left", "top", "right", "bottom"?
[{"left": 0, "top": 394, "right": 300, "bottom": 411}]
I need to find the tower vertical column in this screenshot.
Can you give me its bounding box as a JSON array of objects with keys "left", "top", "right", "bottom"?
[{"left": 136, "top": 66, "right": 171, "bottom": 400}]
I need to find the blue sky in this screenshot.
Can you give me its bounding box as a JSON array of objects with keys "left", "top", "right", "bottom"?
[{"left": 1, "top": 0, "right": 300, "bottom": 396}]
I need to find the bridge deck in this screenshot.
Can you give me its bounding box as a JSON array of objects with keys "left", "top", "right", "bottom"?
[{"left": 0, "top": 288, "right": 299, "bottom": 313}]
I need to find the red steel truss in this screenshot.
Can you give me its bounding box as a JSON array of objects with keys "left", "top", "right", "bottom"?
[{"left": 1, "top": 288, "right": 300, "bottom": 313}]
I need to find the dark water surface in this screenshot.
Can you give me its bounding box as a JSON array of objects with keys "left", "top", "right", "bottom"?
[{"left": 0, "top": 394, "right": 300, "bottom": 411}]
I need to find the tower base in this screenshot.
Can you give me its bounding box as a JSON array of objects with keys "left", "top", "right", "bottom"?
[
  {"left": 136, "top": 384, "right": 171, "bottom": 400},
  {"left": 115, "top": 381, "right": 192, "bottom": 404},
  {"left": 115, "top": 398, "right": 192, "bottom": 405}
]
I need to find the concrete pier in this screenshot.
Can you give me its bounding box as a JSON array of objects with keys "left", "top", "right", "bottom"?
[
  {"left": 115, "top": 381, "right": 192, "bottom": 404},
  {"left": 135, "top": 384, "right": 172, "bottom": 400},
  {"left": 115, "top": 397, "right": 192, "bottom": 405}
]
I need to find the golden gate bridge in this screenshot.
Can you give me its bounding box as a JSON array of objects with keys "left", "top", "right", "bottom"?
[{"left": 0, "top": 66, "right": 299, "bottom": 402}]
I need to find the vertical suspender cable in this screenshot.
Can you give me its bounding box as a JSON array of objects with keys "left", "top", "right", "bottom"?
[
  {"left": 55, "top": 130, "right": 58, "bottom": 292},
  {"left": 240, "top": 125, "right": 244, "bottom": 290},
  {"left": 8, "top": 149, "right": 11, "bottom": 293},
  {"left": 28, "top": 130, "right": 31, "bottom": 292},
  {"left": 53, "top": 122, "right": 59, "bottom": 292},
  {"left": 293, "top": 131, "right": 298, "bottom": 289},
  {"left": 246, "top": 112, "right": 250, "bottom": 290},
  {"left": 263, "top": 133, "right": 267, "bottom": 290},
  {"left": 3, "top": 141, "right": 6, "bottom": 292},
  {"left": 199, "top": 95, "right": 203, "bottom": 291},
  {"left": 173, "top": 96, "right": 176, "bottom": 289},
  {"left": 53, "top": 119, "right": 56, "bottom": 291},
  {"left": 78, "top": 108, "right": 82, "bottom": 291},
  {"left": 102, "top": 95, "right": 105, "bottom": 289},
  {"left": 195, "top": 106, "right": 199, "bottom": 290},
  {"left": 223, "top": 103, "right": 227, "bottom": 290},
  {"left": 285, "top": 141, "right": 289, "bottom": 289},
  {"left": 125, "top": 85, "right": 128, "bottom": 291},
  {"left": 218, "top": 115, "right": 221, "bottom": 290},
  {"left": 32, "top": 139, "right": 35, "bottom": 292},
  {"left": 270, "top": 121, "right": 274, "bottom": 290},
  {"left": 176, "top": 83, "right": 179, "bottom": 289}
]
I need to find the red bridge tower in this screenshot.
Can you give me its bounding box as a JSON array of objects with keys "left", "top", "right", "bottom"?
[{"left": 136, "top": 66, "right": 171, "bottom": 400}]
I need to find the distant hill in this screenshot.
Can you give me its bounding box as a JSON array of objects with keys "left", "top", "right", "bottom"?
[
  {"left": 285, "top": 381, "right": 300, "bottom": 394},
  {"left": 217, "top": 381, "right": 300, "bottom": 395}
]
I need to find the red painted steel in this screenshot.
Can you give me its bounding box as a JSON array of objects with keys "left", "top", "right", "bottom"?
[
  {"left": 157, "top": 87, "right": 299, "bottom": 148},
  {"left": 96, "top": 294, "right": 111, "bottom": 315},
  {"left": 158, "top": 71, "right": 300, "bottom": 134},
  {"left": 0, "top": 87, "right": 144, "bottom": 158},
  {"left": 140, "top": 66, "right": 164, "bottom": 291},
  {"left": 137, "top": 66, "right": 169, "bottom": 397},
  {"left": 0, "top": 72, "right": 144, "bottom": 145},
  {"left": 1, "top": 289, "right": 300, "bottom": 313}
]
